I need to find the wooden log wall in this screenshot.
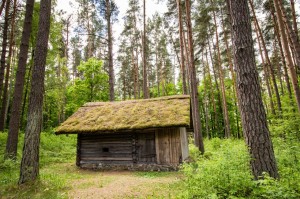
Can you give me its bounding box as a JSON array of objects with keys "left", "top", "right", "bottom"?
[
  {"left": 80, "top": 133, "right": 134, "bottom": 165},
  {"left": 77, "top": 127, "right": 186, "bottom": 168}
]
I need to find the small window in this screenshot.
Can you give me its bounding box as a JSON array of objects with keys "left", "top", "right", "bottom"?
[{"left": 102, "top": 147, "right": 109, "bottom": 152}]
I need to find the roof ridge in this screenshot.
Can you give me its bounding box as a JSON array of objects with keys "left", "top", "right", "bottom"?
[{"left": 83, "top": 95, "right": 190, "bottom": 107}]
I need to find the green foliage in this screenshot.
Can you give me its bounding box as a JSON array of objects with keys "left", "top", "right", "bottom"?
[
  {"left": 66, "top": 58, "right": 109, "bottom": 116},
  {"left": 180, "top": 137, "right": 300, "bottom": 199},
  {"left": 0, "top": 132, "right": 77, "bottom": 198}
]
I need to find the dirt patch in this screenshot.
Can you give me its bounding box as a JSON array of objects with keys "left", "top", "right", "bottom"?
[{"left": 68, "top": 171, "right": 182, "bottom": 199}]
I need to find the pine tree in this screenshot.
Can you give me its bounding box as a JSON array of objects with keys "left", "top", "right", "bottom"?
[
  {"left": 19, "top": 0, "right": 52, "bottom": 184},
  {"left": 228, "top": 0, "right": 279, "bottom": 179}
]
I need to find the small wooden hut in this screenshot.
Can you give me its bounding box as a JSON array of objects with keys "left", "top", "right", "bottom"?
[{"left": 56, "top": 95, "right": 190, "bottom": 171}]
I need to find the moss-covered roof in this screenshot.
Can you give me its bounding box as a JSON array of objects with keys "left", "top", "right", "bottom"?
[{"left": 55, "top": 95, "right": 190, "bottom": 134}]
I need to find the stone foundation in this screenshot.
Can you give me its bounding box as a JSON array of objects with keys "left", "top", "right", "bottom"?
[{"left": 80, "top": 163, "right": 179, "bottom": 171}]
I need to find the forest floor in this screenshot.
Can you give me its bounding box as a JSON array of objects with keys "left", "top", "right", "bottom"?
[
  {"left": 44, "top": 163, "right": 183, "bottom": 199},
  {"left": 64, "top": 164, "right": 182, "bottom": 199}
]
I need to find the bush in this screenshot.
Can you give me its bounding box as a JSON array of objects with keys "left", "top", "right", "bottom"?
[{"left": 180, "top": 137, "right": 300, "bottom": 199}]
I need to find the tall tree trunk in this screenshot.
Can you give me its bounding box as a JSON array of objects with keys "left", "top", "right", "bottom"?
[
  {"left": 253, "top": 19, "right": 276, "bottom": 115},
  {"left": 205, "top": 48, "right": 218, "bottom": 137},
  {"left": 19, "top": 0, "right": 52, "bottom": 184},
  {"left": 273, "top": 0, "right": 300, "bottom": 113},
  {"left": 221, "top": 8, "right": 240, "bottom": 138},
  {"left": 142, "top": 0, "right": 148, "bottom": 99},
  {"left": 185, "top": 0, "right": 204, "bottom": 153},
  {"left": 21, "top": 53, "right": 34, "bottom": 130},
  {"left": 208, "top": 36, "right": 223, "bottom": 135},
  {"left": 228, "top": 0, "right": 279, "bottom": 179},
  {"left": 273, "top": 39, "right": 284, "bottom": 95},
  {"left": 290, "top": 0, "right": 298, "bottom": 42},
  {"left": 279, "top": 0, "right": 300, "bottom": 72},
  {"left": 0, "top": 0, "right": 17, "bottom": 131},
  {"left": 183, "top": 30, "right": 190, "bottom": 93},
  {"left": 202, "top": 53, "right": 211, "bottom": 139},
  {"left": 176, "top": 0, "right": 187, "bottom": 94},
  {"left": 0, "top": 0, "right": 11, "bottom": 100},
  {"left": 271, "top": 8, "right": 292, "bottom": 98},
  {"left": 249, "top": 0, "right": 282, "bottom": 114},
  {"left": 0, "top": 0, "right": 7, "bottom": 17},
  {"left": 106, "top": 0, "right": 115, "bottom": 101},
  {"left": 211, "top": 1, "right": 231, "bottom": 138},
  {"left": 5, "top": 0, "right": 35, "bottom": 159}
]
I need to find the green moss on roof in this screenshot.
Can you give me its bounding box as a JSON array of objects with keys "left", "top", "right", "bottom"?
[{"left": 56, "top": 95, "right": 190, "bottom": 134}]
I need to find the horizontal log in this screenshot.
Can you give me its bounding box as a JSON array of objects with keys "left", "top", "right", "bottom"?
[{"left": 81, "top": 157, "right": 133, "bottom": 161}]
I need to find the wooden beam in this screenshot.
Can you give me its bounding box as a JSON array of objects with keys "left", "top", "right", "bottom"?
[
  {"left": 155, "top": 130, "right": 160, "bottom": 164},
  {"left": 180, "top": 127, "right": 189, "bottom": 161}
]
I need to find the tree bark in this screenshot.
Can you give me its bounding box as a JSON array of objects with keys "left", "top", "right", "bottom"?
[
  {"left": 228, "top": 0, "right": 279, "bottom": 179},
  {"left": 185, "top": 0, "right": 204, "bottom": 153},
  {"left": 0, "top": 0, "right": 11, "bottom": 100},
  {"left": 19, "top": 0, "right": 52, "bottom": 184},
  {"left": 176, "top": 0, "right": 187, "bottom": 95},
  {"left": 273, "top": 0, "right": 300, "bottom": 113},
  {"left": 5, "top": 0, "right": 35, "bottom": 159}
]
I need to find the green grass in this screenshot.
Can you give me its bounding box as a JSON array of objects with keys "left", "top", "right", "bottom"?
[{"left": 0, "top": 132, "right": 77, "bottom": 198}]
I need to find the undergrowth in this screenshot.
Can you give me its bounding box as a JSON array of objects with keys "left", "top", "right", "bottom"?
[
  {"left": 0, "top": 132, "right": 77, "bottom": 198},
  {"left": 180, "top": 136, "right": 300, "bottom": 199}
]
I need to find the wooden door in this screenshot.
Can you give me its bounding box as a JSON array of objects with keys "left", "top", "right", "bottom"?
[{"left": 136, "top": 132, "right": 156, "bottom": 163}]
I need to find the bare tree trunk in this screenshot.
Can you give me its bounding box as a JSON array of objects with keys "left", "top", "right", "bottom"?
[
  {"left": 142, "top": 0, "right": 149, "bottom": 99},
  {"left": 205, "top": 48, "right": 218, "bottom": 137},
  {"left": 183, "top": 30, "right": 190, "bottom": 93},
  {"left": 176, "top": 0, "right": 187, "bottom": 94},
  {"left": 0, "top": 0, "right": 17, "bottom": 131},
  {"left": 211, "top": 1, "right": 231, "bottom": 138},
  {"left": 19, "top": 0, "right": 52, "bottom": 184},
  {"left": 253, "top": 18, "right": 276, "bottom": 115},
  {"left": 21, "top": 53, "right": 33, "bottom": 130},
  {"left": 0, "top": 0, "right": 11, "bottom": 100},
  {"left": 202, "top": 53, "right": 211, "bottom": 139},
  {"left": 132, "top": 48, "right": 138, "bottom": 99},
  {"left": 106, "top": 0, "right": 115, "bottom": 101},
  {"left": 208, "top": 36, "right": 223, "bottom": 135},
  {"left": 250, "top": 0, "right": 282, "bottom": 114},
  {"left": 0, "top": 0, "right": 7, "bottom": 17},
  {"left": 221, "top": 8, "right": 240, "bottom": 138},
  {"left": 228, "top": 0, "right": 279, "bottom": 179},
  {"left": 5, "top": 0, "right": 35, "bottom": 159},
  {"left": 271, "top": 8, "right": 292, "bottom": 98},
  {"left": 185, "top": 0, "right": 204, "bottom": 153},
  {"left": 273, "top": 39, "right": 284, "bottom": 95},
  {"left": 279, "top": 0, "right": 300, "bottom": 72},
  {"left": 290, "top": 0, "right": 298, "bottom": 42},
  {"left": 273, "top": 0, "right": 300, "bottom": 113}
]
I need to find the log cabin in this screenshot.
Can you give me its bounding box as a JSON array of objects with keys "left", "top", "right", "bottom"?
[{"left": 55, "top": 95, "right": 190, "bottom": 171}]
